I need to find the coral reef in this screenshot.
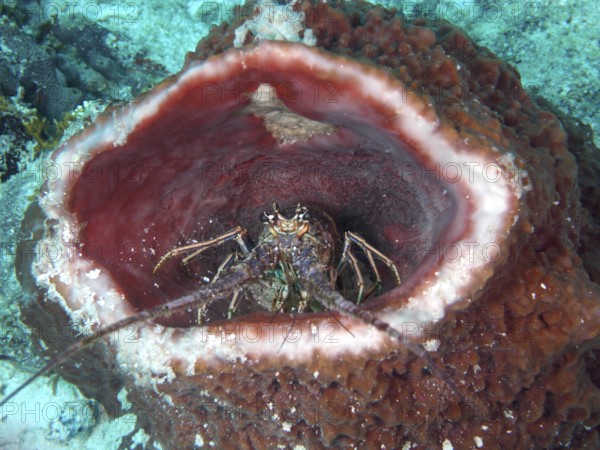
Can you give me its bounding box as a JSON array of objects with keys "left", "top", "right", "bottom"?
[
  {"left": 0, "top": 0, "right": 167, "bottom": 182},
  {"left": 10, "top": 1, "right": 600, "bottom": 448}
]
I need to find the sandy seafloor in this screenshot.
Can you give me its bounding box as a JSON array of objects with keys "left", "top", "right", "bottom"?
[{"left": 0, "top": 0, "right": 598, "bottom": 448}]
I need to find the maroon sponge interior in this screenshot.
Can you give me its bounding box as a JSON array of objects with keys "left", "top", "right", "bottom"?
[{"left": 67, "top": 72, "right": 455, "bottom": 325}]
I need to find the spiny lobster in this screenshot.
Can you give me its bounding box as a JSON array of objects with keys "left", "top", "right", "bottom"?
[{"left": 0, "top": 203, "right": 463, "bottom": 409}]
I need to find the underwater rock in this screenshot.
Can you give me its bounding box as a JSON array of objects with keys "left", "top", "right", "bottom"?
[{"left": 0, "top": 3, "right": 168, "bottom": 183}]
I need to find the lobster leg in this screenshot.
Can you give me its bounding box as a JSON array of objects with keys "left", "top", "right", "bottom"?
[
  {"left": 336, "top": 231, "right": 402, "bottom": 302},
  {"left": 153, "top": 226, "right": 252, "bottom": 274}
]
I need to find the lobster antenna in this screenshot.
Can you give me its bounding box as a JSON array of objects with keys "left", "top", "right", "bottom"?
[{"left": 0, "top": 259, "right": 266, "bottom": 409}]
